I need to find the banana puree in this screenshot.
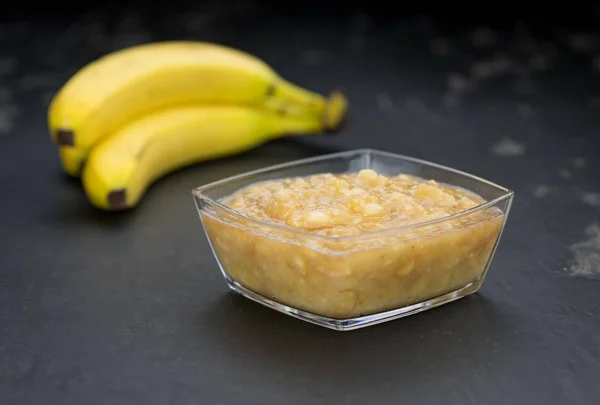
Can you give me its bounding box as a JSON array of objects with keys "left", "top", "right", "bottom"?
[{"left": 202, "top": 169, "right": 504, "bottom": 319}]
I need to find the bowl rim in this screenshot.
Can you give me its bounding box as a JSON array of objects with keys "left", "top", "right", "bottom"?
[{"left": 192, "top": 148, "right": 515, "bottom": 241}]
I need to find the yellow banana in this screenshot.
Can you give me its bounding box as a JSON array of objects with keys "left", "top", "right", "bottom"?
[
  {"left": 58, "top": 147, "right": 88, "bottom": 177},
  {"left": 55, "top": 90, "right": 348, "bottom": 178},
  {"left": 54, "top": 101, "right": 296, "bottom": 179},
  {"left": 49, "top": 41, "right": 345, "bottom": 152},
  {"left": 82, "top": 105, "right": 327, "bottom": 211}
]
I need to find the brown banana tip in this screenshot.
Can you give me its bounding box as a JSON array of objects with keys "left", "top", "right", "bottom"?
[
  {"left": 56, "top": 129, "right": 75, "bottom": 146},
  {"left": 324, "top": 110, "right": 349, "bottom": 135},
  {"left": 323, "top": 103, "right": 349, "bottom": 135},
  {"left": 107, "top": 189, "right": 128, "bottom": 210},
  {"left": 328, "top": 88, "right": 348, "bottom": 102},
  {"left": 330, "top": 88, "right": 346, "bottom": 96}
]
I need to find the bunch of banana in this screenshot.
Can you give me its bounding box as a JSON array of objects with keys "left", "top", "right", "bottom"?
[{"left": 48, "top": 41, "right": 348, "bottom": 211}]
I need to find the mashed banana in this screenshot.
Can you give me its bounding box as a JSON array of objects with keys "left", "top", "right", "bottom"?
[{"left": 202, "top": 170, "right": 504, "bottom": 319}]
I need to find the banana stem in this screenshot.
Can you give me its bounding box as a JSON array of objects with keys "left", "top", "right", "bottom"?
[
  {"left": 267, "top": 114, "right": 324, "bottom": 139},
  {"left": 273, "top": 79, "right": 327, "bottom": 120}
]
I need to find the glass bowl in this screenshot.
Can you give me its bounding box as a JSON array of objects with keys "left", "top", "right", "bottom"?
[{"left": 192, "top": 149, "right": 514, "bottom": 331}]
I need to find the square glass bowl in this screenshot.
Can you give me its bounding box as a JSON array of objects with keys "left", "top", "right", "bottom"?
[{"left": 192, "top": 149, "right": 514, "bottom": 331}]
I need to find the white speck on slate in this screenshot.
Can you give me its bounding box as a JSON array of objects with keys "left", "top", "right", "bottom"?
[
  {"left": 532, "top": 185, "right": 550, "bottom": 198},
  {"left": 405, "top": 97, "right": 441, "bottom": 122},
  {"left": 430, "top": 38, "right": 451, "bottom": 56},
  {"left": 567, "top": 33, "right": 598, "bottom": 53},
  {"left": 491, "top": 137, "right": 526, "bottom": 157},
  {"left": 517, "top": 103, "right": 533, "bottom": 118},
  {"left": 470, "top": 54, "right": 513, "bottom": 79},
  {"left": 442, "top": 93, "right": 459, "bottom": 108},
  {"left": 582, "top": 193, "right": 600, "bottom": 207},
  {"left": 0, "top": 105, "right": 18, "bottom": 134},
  {"left": 470, "top": 26, "right": 497, "bottom": 48},
  {"left": 568, "top": 223, "right": 600, "bottom": 278},
  {"left": 573, "top": 157, "right": 586, "bottom": 168},
  {"left": 376, "top": 93, "right": 394, "bottom": 112},
  {"left": 447, "top": 73, "right": 474, "bottom": 93}
]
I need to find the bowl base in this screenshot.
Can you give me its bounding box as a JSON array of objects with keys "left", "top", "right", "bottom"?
[{"left": 223, "top": 277, "right": 484, "bottom": 331}]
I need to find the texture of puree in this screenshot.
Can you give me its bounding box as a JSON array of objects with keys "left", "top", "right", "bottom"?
[{"left": 201, "top": 169, "right": 505, "bottom": 319}]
